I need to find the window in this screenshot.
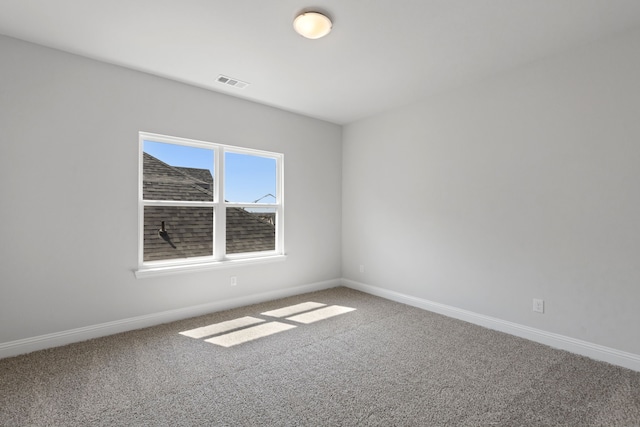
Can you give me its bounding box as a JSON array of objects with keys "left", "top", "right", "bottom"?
[{"left": 137, "top": 132, "right": 284, "bottom": 276}]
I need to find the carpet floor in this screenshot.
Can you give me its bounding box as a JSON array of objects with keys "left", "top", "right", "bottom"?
[{"left": 1, "top": 287, "right": 639, "bottom": 426}]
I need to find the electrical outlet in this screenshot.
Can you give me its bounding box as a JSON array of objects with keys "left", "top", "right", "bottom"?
[
  {"left": 230, "top": 276, "right": 237, "bottom": 286},
  {"left": 359, "top": 265, "right": 365, "bottom": 273},
  {"left": 533, "top": 298, "right": 544, "bottom": 313}
]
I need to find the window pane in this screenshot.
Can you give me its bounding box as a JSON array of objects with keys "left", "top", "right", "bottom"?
[
  {"left": 143, "top": 141, "right": 214, "bottom": 201},
  {"left": 226, "top": 207, "right": 276, "bottom": 254},
  {"left": 144, "top": 206, "right": 213, "bottom": 261},
  {"left": 224, "top": 152, "right": 276, "bottom": 203}
]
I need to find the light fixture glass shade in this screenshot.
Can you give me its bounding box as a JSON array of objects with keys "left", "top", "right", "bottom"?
[{"left": 293, "top": 12, "right": 332, "bottom": 39}]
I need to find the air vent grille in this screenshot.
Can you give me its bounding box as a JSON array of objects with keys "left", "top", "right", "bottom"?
[{"left": 216, "top": 75, "right": 250, "bottom": 89}]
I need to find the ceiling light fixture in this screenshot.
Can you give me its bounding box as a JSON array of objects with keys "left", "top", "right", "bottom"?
[{"left": 293, "top": 11, "right": 332, "bottom": 39}]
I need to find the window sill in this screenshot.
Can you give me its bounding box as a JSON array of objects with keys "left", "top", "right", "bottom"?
[{"left": 134, "top": 254, "right": 287, "bottom": 279}]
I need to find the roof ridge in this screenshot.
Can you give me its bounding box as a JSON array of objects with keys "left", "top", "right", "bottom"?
[
  {"left": 232, "top": 207, "right": 276, "bottom": 227},
  {"left": 143, "top": 152, "right": 214, "bottom": 197}
]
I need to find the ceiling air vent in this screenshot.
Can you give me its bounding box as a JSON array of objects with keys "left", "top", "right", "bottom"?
[{"left": 216, "top": 74, "right": 250, "bottom": 89}]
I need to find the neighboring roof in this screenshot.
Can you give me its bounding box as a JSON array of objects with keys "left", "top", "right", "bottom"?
[
  {"left": 226, "top": 208, "right": 275, "bottom": 254},
  {"left": 143, "top": 205, "right": 213, "bottom": 261},
  {"left": 142, "top": 152, "right": 274, "bottom": 261},
  {"left": 142, "top": 152, "right": 213, "bottom": 201},
  {"left": 174, "top": 166, "right": 214, "bottom": 186}
]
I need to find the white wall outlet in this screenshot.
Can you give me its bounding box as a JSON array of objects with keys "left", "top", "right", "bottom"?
[
  {"left": 533, "top": 298, "right": 544, "bottom": 313},
  {"left": 359, "top": 265, "right": 365, "bottom": 273},
  {"left": 230, "top": 276, "right": 237, "bottom": 286}
]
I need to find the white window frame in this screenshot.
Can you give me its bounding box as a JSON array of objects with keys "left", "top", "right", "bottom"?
[{"left": 135, "top": 132, "right": 285, "bottom": 278}]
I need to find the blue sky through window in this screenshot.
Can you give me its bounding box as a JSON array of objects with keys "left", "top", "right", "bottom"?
[
  {"left": 225, "top": 152, "right": 276, "bottom": 203},
  {"left": 144, "top": 141, "right": 276, "bottom": 204}
]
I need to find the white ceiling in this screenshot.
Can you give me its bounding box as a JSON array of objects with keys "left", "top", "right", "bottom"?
[{"left": 1, "top": 1, "right": 640, "bottom": 124}]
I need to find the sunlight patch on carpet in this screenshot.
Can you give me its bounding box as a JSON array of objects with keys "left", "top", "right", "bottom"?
[
  {"left": 261, "top": 301, "right": 326, "bottom": 318},
  {"left": 179, "top": 301, "right": 356, "bottom": 347},
  {"left": 286, "top": 305, "right": 356, "bottom": 324},
  {"left": 179, "top": 316, "right": 265, "bottom": 339},
  {"left": 204, "top": 322, "right": 296, "bottom": 347}
]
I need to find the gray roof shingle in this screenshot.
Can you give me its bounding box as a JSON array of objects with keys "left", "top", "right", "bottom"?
[{"left": 143, "top": 153, "right": 275, "bottom": 261}]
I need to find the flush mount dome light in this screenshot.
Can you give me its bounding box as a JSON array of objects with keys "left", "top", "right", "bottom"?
[{"left": 293, "top": 11, "right": 332, "bottom": 39}]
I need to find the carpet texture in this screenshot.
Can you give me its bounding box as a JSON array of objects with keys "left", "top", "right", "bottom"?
[{"left": 1, "top": 287, "right": 639, "bottom": 426}]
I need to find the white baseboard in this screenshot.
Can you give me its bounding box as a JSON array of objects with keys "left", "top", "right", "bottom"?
[
  {"left": 6, "top": 277, "right": 639, "bottom": 373},
  {"left": 343, "top": 279, "right": 640, "bottom": 373},
  {"left": 0, "top": 278, "right": 340, "bottom": 359}
]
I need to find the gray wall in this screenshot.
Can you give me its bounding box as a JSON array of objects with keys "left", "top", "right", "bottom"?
[
  {"left": 343, "top": 28, "right": 640, "bottom": 355},
  {"left": 0, "top": 36, "right": 342, "bottom": 343}
]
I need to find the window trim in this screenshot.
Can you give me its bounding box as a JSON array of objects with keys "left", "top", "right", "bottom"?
[
  {"left": 135, "top": 132, "right": 285, "bottom": 277},
  {"left": 134, "top": 254, "right": 288, "bottom": 279}
]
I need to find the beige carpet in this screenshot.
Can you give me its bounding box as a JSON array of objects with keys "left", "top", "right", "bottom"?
[{"left": 1, "top": 287, "right": 639, "bottom": 426}]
